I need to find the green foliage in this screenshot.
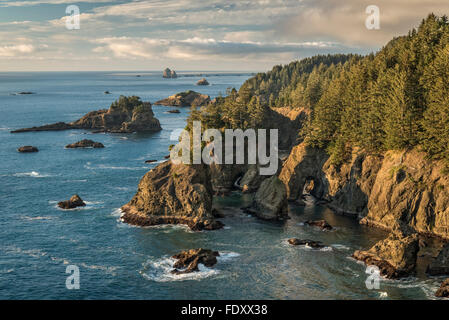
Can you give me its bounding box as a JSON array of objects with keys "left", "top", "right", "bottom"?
[
  {"left": 110, "top": 95, "right": 146, "bottom": 113},
  {"left": 185, "top": 14, "right": 449, "bottom": 169}
]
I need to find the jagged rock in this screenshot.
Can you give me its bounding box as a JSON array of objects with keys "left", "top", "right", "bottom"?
[
  {"left": 145, "top": 160, "right": 157, "bottom": 164},
  {"left": 288, "top": 238, "right": 325, "bottom": 248},
  {"left": 427, "top": 242, "right": 449, "bottom": 276},
  {"left": 163, "top": 68, "right": 177, "bottom": 79},
  {"left": 304, "top": 220, "right": 333, "bottom": 231},
  {"left": 209, "top": 163, "right": 245, "bottom": 195},
  {"left": 11, "top": 96, "right": 161, "bottom": 134},
  {"left": 352, "top": 232, "right": 419, "bottom": 279},
  {"left": 65, "top": 139, "right": 104, "bottom": 149},
  {"left": 435, "top": 279, "right": 449, "bottom": 298},
  {"left": 170, "top": 249, "right": 219, "bottom": 275},
  {"left": 58, "top": 195, "right": 86, "bottom": 209},
  {"left": 155, "top": 90, "right": 210, "bottom": 107},
  {"left": 121, "top": 161, "right": 223, "bottom": 231},
  {"left": 248, "top": 176, "right": 288, "bottom": 221},
  {"left": 17, "top": 146, "right": 38, "bottom": 153},
  {"left": 196, "top": 78, "right": 209, "bottom": 86}
]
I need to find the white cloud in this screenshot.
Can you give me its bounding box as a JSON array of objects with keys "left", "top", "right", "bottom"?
[
  {"left": 0, "top": 44, "right": 35, "bottom": 57},
  {"left": 0, "top": 0, "right": 115, "bottom": 7}
]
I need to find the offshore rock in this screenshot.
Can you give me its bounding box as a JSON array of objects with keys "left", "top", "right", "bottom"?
[
  {"left": 65, "top": 139, "right": 104, "bottom": 149},
  {"left": 17, "top": 146, "right": 38, "bottom": 153},
  {"left": 58, "top": 195, "right": 86, "bottom": 210},
  {"left": 249, "top": 176, "right": 288, "bottom": 221},
  {"left": 170, "top": 248, "right": 219, "bottom": 275},
  {"left": 155, "top": 90, "right": 210, "bottom": 107}
]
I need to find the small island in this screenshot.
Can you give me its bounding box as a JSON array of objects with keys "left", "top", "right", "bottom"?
[
  {"left": 154, "top": 90, "right": 210, "bottom": 107},
  {"left": 196, "top": 78, "right": 209, "bottom": 86},
  {"left": 11, "top": 96, "right": 162, "bottom": 134},
  {"left": 163, "top": 68, "right": 177, "bottom": 79},
  {"left": 65, "top": 139, "right": 104, "bottom": 149}
]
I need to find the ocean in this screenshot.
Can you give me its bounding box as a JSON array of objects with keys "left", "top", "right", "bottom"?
[{"left": 0, "top": 71, "right": 443, "bottom": 299}]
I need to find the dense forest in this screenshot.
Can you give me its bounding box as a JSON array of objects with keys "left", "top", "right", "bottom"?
[{"left": 189, "top": 14, "right": 449, "bottom": 168}]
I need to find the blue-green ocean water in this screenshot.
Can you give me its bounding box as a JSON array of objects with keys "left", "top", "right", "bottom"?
[{"left": 0, "top": 72, "right": 444, "bottom": 299}]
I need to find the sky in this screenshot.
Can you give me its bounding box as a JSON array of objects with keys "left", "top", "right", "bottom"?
[{"left": 1, "top": 0, "right": 449, "bottom": 72}]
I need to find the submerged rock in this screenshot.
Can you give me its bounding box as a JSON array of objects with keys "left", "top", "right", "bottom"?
[
  {"left": 435, "top": 279, "right": 449, "bottom": 298},
  {"left": 154, "top": 90, "right": 210, "bottom": 107},
  {"left": 17, "top": 146, "right": 38, "bottom": 153},
  {"left": 352, "top": 232, "right": 419, "bottom": 279},
  {"left": 196, "top": 78, "right": 209, "bottom": 86},
  {"left": 247, "top": 176, "right": 288, "bottom": 221},
  {"left": 58, "top": 195, "right": 86, "bottom": 210},
  {"left": 304, "top": 220, "right": 333, "bottom": 231},
  {"left": 11, "top": 96, "right": 161, "bottom": 134},
  {"left": 427, "top": 242, "right": 449, "bottom": 276},
  {"left": 288, "top": 238, "right": 325, "bottom": 249},
  {"left": 121, "top": 161, "right": 223, "bottom": 231},
  {"left": 170, "top": 248, "right": 219, "bottom": 275},
  {"left": 65, "top": 139, "right": 104, "bottom": 149},
  {"left": 167, "top": 109, "right": 181, "bottom": 114}
]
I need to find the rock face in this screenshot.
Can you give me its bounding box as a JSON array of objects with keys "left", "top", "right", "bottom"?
[
  {"left": 11, "top": 96, "right": 162, "bottom": 134},
  {"left": 288, "top": 239, "right": 325, "bottom": 248},
  {"left": 279, "top": 142, "right": 449, "bottom": 239},
  {"left": 247, "top": 176, "right": 288, "bottom": 221},
  {"left": 163, "top": 68, "right": 177, "bottom": 79},
  {"left": 427, "top": 242, "right": 449, "bottom": 275},
  {"left": 17, "top": 146, "right": 38, "bottom": 153},
  {"left": 155, "top": 90, "right": 210, "bottom": 107},
  {"left": 304, "top": 220, "right": 333, "bottom": 231},
  {"left": 121, "top": 161, "right": 223, "bottom": 231},
  {"left": 58, "top": 195, "right": 86, "bottom": 210},
  {"left": 196, "top": 78, "right": 209, "bottom": 85},
  {"left": 170, "top": 248, "right": 219, "bottom": 275},
  {"left": 435, "top": 279, "right": 449, "bottom": 298},
  {"left": 352, "top": 232, "right": 419, "bottom": 279},
  {"left": 65, "top": 139, "right": 104, "bottom": 149}
]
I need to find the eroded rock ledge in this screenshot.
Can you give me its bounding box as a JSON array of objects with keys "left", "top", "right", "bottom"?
[
  {"left": 121, "top": 161, "right": 223, "bottom": 231},
  {"left": 11, "top": 96, "right": 162, "bottom": 134}
]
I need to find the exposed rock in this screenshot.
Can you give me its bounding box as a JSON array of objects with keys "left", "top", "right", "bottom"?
[
  {"left": 58, "top": 195, "right": 86, "bottom": 210},
  {"left": 155, "top": 90, "right": 210, "bottom": 107},
  {"left": 11, "top": 96, "right": 162, "bottom": 134},
  {"left": 248, "top": 176, "right": 288, "bottom": 221},
  {"left": 17, "top": 146, "right": 38, "bottom": 153},
  {"left": 170, "top": 248, "right": 219, "bottom": 275},
  {"left": 288, "top": 238, "right": 325, "bottom": 249},
  {"left": 236, "top": 164, "right": 270, "bottom": 193},
  {"left": 163, "top": 68, "right": 177, "bottom": 79},
  {"left": 65, "top": 139, "right": 104, "bottom": 149},
  {"left": 209, "top": 163, "right": 245, "bottom": 195},
  {"left": 304, "top": 220, "right": 333, "bottom": 231},
  {"left": 427, "top": 242, "right": 449, "bottom": 275},
  {"left": 435, "top": 279, "right": 449, "bottom": 298},
  {"left": 352, "top": 232, "right": 419, "bottom": 279},
  {"left": 145, "top": 160, "right": 157, "bottom": 164},
  {"left": 104, "top": 91, "right": 111, "bottom": 94},
  {"left": 15, "top": 92, "right": 35, "bottom": 95},
  {"left": 196, "top": 78, "right": 209, "bottom": 86},
  {"left": 167, "top": 109, "right": 181, "bottom": 113},
  {"left": 121, "top": 161, "right": 223, "bottom": 231}
]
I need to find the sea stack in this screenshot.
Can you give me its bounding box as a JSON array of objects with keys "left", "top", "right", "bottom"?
[
  {"left": 17, "top": 146, "right": 39, "bottom": 153},
  {"left": 163, "top": 68, "right": 177, "bottom": 79},
  {"left": 196, "top": 78, "right": 209, "bottom": 86}
]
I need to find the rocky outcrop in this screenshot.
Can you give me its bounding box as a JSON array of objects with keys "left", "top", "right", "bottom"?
[
  {"left": 58, "top": 195, "right": 86, "bottom": 209},
  {"left": 246, "top": 176, "right": 288, "bottom": 221},
  {"left": 279, "top": 143, "right": 449, "bottom": 239},
  {"left": 17, "top": 146, "right": 38, "bottom": 153},
  {"left": 121, "top": 161, "right": 223, "bottom": 231},
  {"left": 209, "top": 163, "right": 245, "bottom": 195},
  {"left": 435, "top": 279, "right": 449, "bottom": 298},
  {"left": 167, "top": 109, "right": 180, "bottom": 114},
  {"left": 155, "top": 90, "right": 210, "bottom": 107},
  {"left": 170, "top": 248, "right": 219, "bottom": 275},
  {"left": 11, "top": 96, "right": 162, "bottom": 134},
  {"left": 288, "top": 239, "right": 325, "bottom": 249},
  {"left": 65, "top": 139, "right": 104, "bottom": 149},
  {"left": 163, "top": 68, "right": 177, "bottom": 79},
  {"left": 304, "top": 220, "right": 333, "bottom": 231},
  {"left": 352, "top": 232, "right": 419, "bottom": 279},
  {"left": 427, "top": 242, "right": 449, "bottom": 275},
  {"left": 196, "top": 78, "right": 209, "bottom": 86}
]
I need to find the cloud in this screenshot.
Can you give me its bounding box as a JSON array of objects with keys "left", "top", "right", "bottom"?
[
  {"left": 0, "top": 44, "right": 35, "bottom": 57},
  {"left": 0, "top": 0, "right": 115, "bottom": 7},
  {"left": 278, "top": 0, "right": 449, "bottom": 47}
]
